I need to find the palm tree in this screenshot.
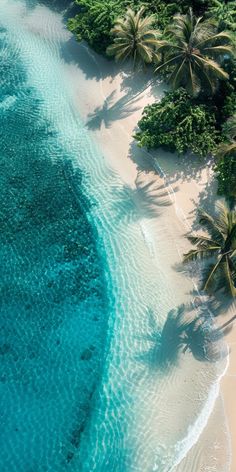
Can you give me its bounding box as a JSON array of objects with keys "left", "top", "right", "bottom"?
[
  {"left": 183, "top": 202, "right": 236, "bottom": 297},
  {"left": 155, "top": 8, "right": 233, "bottom": 96},
  {"left": 106, "top": 7, "right": 161, "bottom": 67}
]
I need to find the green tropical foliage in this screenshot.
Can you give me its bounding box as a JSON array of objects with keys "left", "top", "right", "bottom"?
[
  {"left": 68, "top": 0, "right": 236, "bottom": 202},
  {"left": 135, "top": 89, "right": 219, "bottom": 156},
  {"left": 106, "top": 7, "right": 160, "bottom": 66},
  {"left": 183, "top": 202, "right": 236, "bottom": 297},
  {"left": 176, "top": 0, "right": 213, "bottom": 15},
  {"left": 155, "top": 8, "right": 233, "bottom": 96},
  {"left": 214, "top": 57, "right": 236, "bottom": 120},
  {"left": 68, "top": 0, "right": 123, "bottom": 54},
  {"left": 126, "top": 0, "right": 184, "bottom": 29},
  {"left": 67, "top": 0, "right": 182, "bottom": 56},
  {"left": 207, "top": 0, "right": 236, "bottom": 31},
  {"left": 215, "top": 115, "right": 236, "bottom": 202}
]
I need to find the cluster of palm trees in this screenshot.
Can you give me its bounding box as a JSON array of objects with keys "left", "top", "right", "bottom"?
[
  {"left": 107, "top": 6, "right": 234, "bottom": 97},
  {"left": 107, "top": 6, "right": 236, "bottom": 304}
]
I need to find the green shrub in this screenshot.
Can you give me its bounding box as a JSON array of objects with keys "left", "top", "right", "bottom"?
[
  {"left": 125, "top": 0, "right": 183, "bottom": 29},
  {"left": 68, "top": 0, "right": 123, "bottom": 54},
  {"left": 215, "top": 154, "right": 236, "bottom": 199},
  {"left": 135, "top": 89, "right": 219, "bottom": 157}
]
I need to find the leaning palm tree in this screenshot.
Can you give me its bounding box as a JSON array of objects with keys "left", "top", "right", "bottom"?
[
  {"left": 183, "top": 202, "right": 236, "bottom": 297},
  {"left": 155, "top": 8, "right": 233, "bottom": 96},
  {"left": 107, "top": 7, "right": 161, "bottom": 67}
]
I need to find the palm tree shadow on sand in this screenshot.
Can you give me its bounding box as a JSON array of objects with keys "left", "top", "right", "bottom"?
[
  {"left": 86, "top": 90, "right": 141, "bottom": 130},
  {"left": 110, "top": 172, "right": 178, "bottom": 224},
  {"left": 136, "top": 304, "right": 229, "bottom": 372}
]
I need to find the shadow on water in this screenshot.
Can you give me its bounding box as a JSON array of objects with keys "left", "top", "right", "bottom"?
[
  {"left": 0, "top": 29, "right": 109, "bottom": 471},
  {"left": 137, "top": 303, "right": 228, "bottom": 372}
]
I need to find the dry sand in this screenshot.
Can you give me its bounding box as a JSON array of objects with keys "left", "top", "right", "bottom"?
[
  {"left": 3, "top": 0, "right": 235, "bottom": 469},
  {"left": 220, "top": 305, "right": 236, "bottom": 472},
  {"left": 62, "top": 35, "right": 233, "bottom": 471}
]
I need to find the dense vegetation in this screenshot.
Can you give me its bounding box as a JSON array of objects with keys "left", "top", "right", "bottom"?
[
  {"left": 68, "top": 1, "right": 236, "bottom": 203},
  {"left": 215, "top": 115, "right": 236, "bottom": 203},
  {"left": 68, "top": 0, "right": 236, "bottom": 298},
  {"left": 135, "top": 89, "right": 219, "bottom": 156}
]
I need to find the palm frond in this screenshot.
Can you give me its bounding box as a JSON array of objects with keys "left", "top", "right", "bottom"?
[
  {"left": 198, "top": 208, "right": 226, "bottom": 243},
  {"left": 183, "top": 247, "right": 220, "bottom": 262},
  {"left": 221, "top": 256, "right": 236, "bottom": 296},
  {"left": 193, "top": 55, "right": 229, "bottom": 80},
  {"left": 184, "top": 201, "right": 236, "bottom": 298},
  {"left": 187, "top": 234, "right": 221, "bottom": 248},
  {"left": 197, "top": 31, "right": 233, "bottom": 47},
  {"left": 155, "top": 54, "right": 183, "bottom": 73},
  {"left": 214, "top": 201, "right": 231, "bottom": 237},
  {"left": 216, "top": 141, "right": 236, "bottom": 159},
  {"left": 168, "top": 60, "right": 187, "bottom": 89},
  {"left": 107, "top": 7, "right": 161, "bottom": 66},
  {"left": 186, "top": 62, "right": 201, "bottom": 96},
  {"left": 203, "top": 256, "right": 223, "bottom": 291},
  {"left": 203, "top": 45, "right": 233, "bottom": 57}
]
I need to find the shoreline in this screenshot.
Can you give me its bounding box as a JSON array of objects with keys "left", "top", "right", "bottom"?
[
  {"left": 9, "top": 0, "right": 233, "bottom": 467},
  {"left": 64, "top": 36, "right": 232, "bottom": 470},
  {"left": 2, "top": 1, "right": 234, "bottom": 470},
  {"left": 221, "top": 306, "right": 236, "bottom": 472}
]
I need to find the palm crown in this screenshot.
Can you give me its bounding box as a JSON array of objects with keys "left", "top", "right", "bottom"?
[
  {"left": 156, "top": 8, "right": 233, "bottom": 96},
  {"left": 183, "top": 202, "right": 236, "bottom": 297},
  {"left": 107, "top": 7, "right": 160, "bottom": 66}
]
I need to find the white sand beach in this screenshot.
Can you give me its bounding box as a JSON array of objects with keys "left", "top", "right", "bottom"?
[
  {"left": 221, "top": 309, "right": 236, "bottom": 472},
  {"left": 8, "top": 2, "right": 234, "bottom": 469},
  {"left": 62, "top": 35, "right": 233, "bottom": 470},
  {"left": 0, "top": 0, "right": 235, "bottom": 469}
]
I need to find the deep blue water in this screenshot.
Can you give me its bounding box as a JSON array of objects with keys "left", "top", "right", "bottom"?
[{"left": 0, "top": 24, "right": 109, "bottom": 472}]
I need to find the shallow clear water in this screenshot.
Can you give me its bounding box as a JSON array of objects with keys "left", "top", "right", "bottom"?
[
  {"left": 0, "top": 1, "right": 230, "bottom": 471},
  {"left": 0, "top": 5, "right": 110, "bottom": 471}
]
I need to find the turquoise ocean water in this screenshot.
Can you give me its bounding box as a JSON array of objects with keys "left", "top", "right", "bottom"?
[
  {"left": 0, "top": 1, "right": 230, "bottom": 471},
  {"left": 0, "top": 3, "right": 111, "bottom": 471}
]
